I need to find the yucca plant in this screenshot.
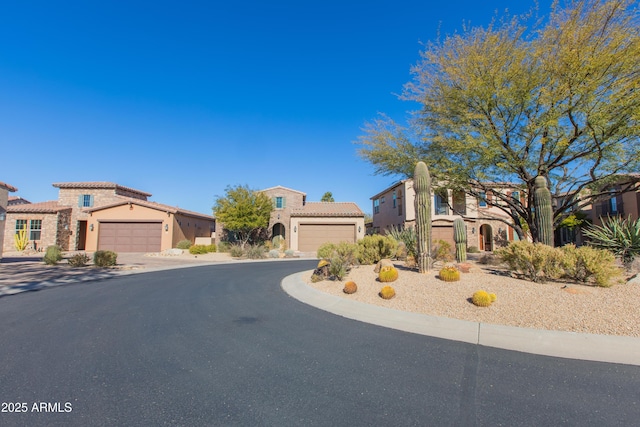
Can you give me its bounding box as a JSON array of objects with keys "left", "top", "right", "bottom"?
[{"left": 582, "top": 215, "right": 640, "bottom": 268}]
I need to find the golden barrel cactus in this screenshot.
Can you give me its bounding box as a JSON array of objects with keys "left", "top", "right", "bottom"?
[
  {"left": 343, "top": 281, "right": 358, "bottom": 294},
  {"left": 379, "top": 285, "right": 396, "bottom": 300},
  {"left": 378, "top": 265, "right": 399, "bottom": 283},
  {"left": 472, "top": 290, "right": 496, "bottom": 307},
  {"left": 439, "top": 266, "right": 461, "bottom": 282}
]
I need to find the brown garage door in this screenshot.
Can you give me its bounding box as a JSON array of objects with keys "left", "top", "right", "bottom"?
[
  {"left": 298, "top": 224, "right": 356, "bottom": 252},
  {"left": 432, "top": 225, "right": 455, "bottom": 255},
  {"left": 98, "top": 222, "right": 162, "bottom": 253}
]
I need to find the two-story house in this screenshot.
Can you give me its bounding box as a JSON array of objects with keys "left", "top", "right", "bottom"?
[
  {"left": 4, "top": 181, "right": 216, "bottom": 253},
  {"left": 371, "top": 179, "right": 522, "bottom": 252},
  {"left": 259, "top": 186, "right": 365, "bottom": 252}
]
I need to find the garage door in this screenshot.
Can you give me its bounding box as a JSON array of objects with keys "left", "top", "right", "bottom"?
[
  {"left": 298, "top": 224, "right": 356, "bottom": 252},
  {"left": 98, "top": 222, "right": 162, "bottom": 253},
  {"left": 432, "top": 225, "right": 455, "bottom": 253}
]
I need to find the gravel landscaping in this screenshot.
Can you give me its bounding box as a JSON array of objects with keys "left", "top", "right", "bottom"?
[{"left": 305, "top": 259, "right": 640, "bottom": 338}]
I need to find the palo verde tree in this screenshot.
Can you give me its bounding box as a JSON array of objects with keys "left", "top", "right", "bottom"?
[
  {"left": 358, "top": 0, "right": 640, "bottom": 243},
  {"left": 213, "top": 185, "right": 273, "bottom": 248}
]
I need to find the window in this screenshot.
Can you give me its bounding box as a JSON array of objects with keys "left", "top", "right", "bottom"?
[
  {"left": 381, "top": 196, "right": 385, "bottom": 204},
  {"left": 274, "top": 196, "right": 285, "bottom": 209},
  {"left": 30, "top": 220, "right": 42, "bottom": 240},
  {"left": 478, "top": 192, "right": 487, "bottom": 208},
  {"left": 392, "top": 191, "right": 396, "bottom": 208},
  {"left": 452, "top": 190, "right": 466, "bottom": 215},
  {"left": 398, "top": 190, "right": 403, "bottom": 216},
  {"left": 511, "top": 191, "right": 520, "bottom": 201},
  {"left": 610, "top": 194, "right": 618, "bottom": 214},
  {"left": 434, "top": 190, "right": 448, "bottom": 215},
  {"left": 79, "top": 194, "right": 94, "bottom": 207},
  {"left": 15, "top": 219, "right": 27, "bottom": 234},
  {"left": 373, "top": 199, "right": 380, "bottom": 214}
]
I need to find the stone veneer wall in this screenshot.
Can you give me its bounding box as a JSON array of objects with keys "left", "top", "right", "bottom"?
[
  {"left": 260, "top": 188, "right": 305, "bottom": 249},
  {"left": 2, "top": 213, "right": 62, "bottom": 252}
]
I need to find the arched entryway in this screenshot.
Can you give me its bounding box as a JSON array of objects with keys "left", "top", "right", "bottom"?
[
  {"left": 479, "top": 224, "right": 493, "bottom": 251},
  {"left": 272, "top": 222, "right": 286, "bottom": 240}
]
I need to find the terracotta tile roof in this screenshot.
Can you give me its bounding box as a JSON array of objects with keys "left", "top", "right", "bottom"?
[
  {"left": 291, "top": 202, "right": 364, "bottom": 217},
  {"left": 7, "top": 201, "right": 72, "bottom": 214},
  {"left": 52, "top": 181, "right": 152, "bottom": 197},
  {"left": 8, "top": 196, "right": 31, "bottom": 205},
  {"left": 260, "top": 185, "right": 307, "bottom": 196},
  {"left": 85, "top": 197, "right": 215, "bottom": 221},
  {"left": 0, "top": 181, "right": 18, "bottom": 192}
]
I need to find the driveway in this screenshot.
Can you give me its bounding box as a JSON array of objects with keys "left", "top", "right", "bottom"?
[{"left": 0, "top": 261, "right": 639, "bottom": 426}]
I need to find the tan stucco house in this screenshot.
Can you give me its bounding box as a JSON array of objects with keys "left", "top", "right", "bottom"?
[
  {"left": 3, "top": 181, "right": 215, "bottom": 253},
  {"left": 259, "top": 186, "right": 365, "bottom": 252},
  {"left": 0, "top": 181, "right": 18, "bottom": 259},
  {"left": 371, "top": 179, "right": 523, "bottom": 251}
]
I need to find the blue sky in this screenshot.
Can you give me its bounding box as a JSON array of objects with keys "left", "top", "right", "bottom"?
[{"left": 1, "top": 0, "right": 552, "bottom": 216}]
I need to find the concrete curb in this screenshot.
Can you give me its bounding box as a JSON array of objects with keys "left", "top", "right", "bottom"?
[{"left": 281, "top": 271, "right": 640, "bottom": 366}]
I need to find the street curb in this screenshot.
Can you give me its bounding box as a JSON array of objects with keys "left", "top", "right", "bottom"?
[{"left": 281, "top": 271, "right": 640, "bottom": 366}]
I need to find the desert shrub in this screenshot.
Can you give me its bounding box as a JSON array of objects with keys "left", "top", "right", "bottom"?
[
  {"left": 328, "top": 254, "right": 349, "bottom": 280},
  {"left": 68, "top": 253, "right": 91, "bottom": 267},
  {"left": 496, "top": 241, "right": 563, "bottom": 283},
  {"left": 268, "top": 249, "right": 280, "bottom": 258},
  {"left": 472, "top": 290, "right": 496, "bottom": 307},
  {"left": 317, "top": 242, "right": 337, "bottom": 259},
  {"left": 229, "top": 244, "right": 245, "bottom": 257},
  {"left": 438, "top": 265, "right": 460, "bottom": 282},
  {"left": 176, "top": 239, "right": 192, "bottom": 249},
  {"left": 310, "top": 274, "right": 324, "bottom": 283},
  {"left": 356, "top": 235, "right": 398, "bottom": 265},
  {"left": 217, "top": 241, "right": 231, "bottom": 253},
  {"left": 467, "top": 246, "right": 480, "bottom": 253},
  {"left": 189, "top": 244, "right": 208, "bottom": 255},
  {"left": 43, "top": 245, "right": 63, "bottom": 265},
  {"left": 205, "top": 244, "right": 217, "bottom": 253},
  {"left": 246, "top": 244, "right": 267, "bottom": 259},
  {"left": 582, "top": 215, "right": 640, "bottom": 268},
  {"left": 433, "top": 239, "right": 454, "bottom": 262},
  {"left": 284, "top": 249, "right": 295, "bottom": 257},
  {"left": 378, "top": 265, "right": 399, "bottom": 282},
  {"left": 272, "top": 235, "right": 285, "bottom": 250},
  {"left": 379, "top": 285, "right": 396, "bottom": 299},
  {"left": 387, "top": 225, "right": 417, "bottom": 260},
  {"left": 94, "top": 250, "right": 117, "bottom": 267},
  {"left": 343, "top": 281, "right": 358, "bottom": 294},
  {"left": 560, "top": 244, "right": 621, "bottom": 287}
]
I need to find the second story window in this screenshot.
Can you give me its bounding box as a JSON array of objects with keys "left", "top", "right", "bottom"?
[
  {"left": 373, "top": 199, "right": 380, "bottom": 214},
  {"left": 478, "top": 192, "right": 488, "bottom": 208},
  {"left": 274, "top": 196, "right": 286, "bottom": 209},
  {"left": 79, "top": 194, "right": 94, "bottom": 207},
  {"left": 392, "top": 191, "right": 397, "bottom": 208},
  {"left": 434, "top": 190, "right": 448, "bottom": 215}
]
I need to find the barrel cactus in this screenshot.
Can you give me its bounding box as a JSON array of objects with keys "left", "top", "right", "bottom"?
[
  {"left": 534, "top": 176, "right": 554, "bottom": 246},
  {"left": 378, "top": 265, "right": 399, "bottom": 283},
  {"left": 472, "top": 290, "right": 497, "bottom": 307},
  {"left": 379, "top": 285, "right": 396, "bottom": 300},
  {"left": 438, "top": 265, "right": 461, "bottom": 282},
  {"left": 414, "top": 161, "right": 432, "bottom": 273},
  {"left": 343, "top": 281, "right": 358, "bottom": 294},
  {"left": 453, "top": 218, "right": 467, "bottom": 263}
]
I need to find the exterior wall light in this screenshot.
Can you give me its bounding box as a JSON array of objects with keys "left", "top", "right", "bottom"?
[
  {"left": 89, "top": 224, "right": 94, "bottom": 232},
  {"left": 358, "top": 226, "right": 361, "bottom": 233},
  {"left": 0, "top": 212, "right": 5, "bottom": 221},
  {"left": 165, "top": 224, "right": 169, "bottom": 231},
  {"left": 294, "top": 226, "right": 297, "bottom": 232}
]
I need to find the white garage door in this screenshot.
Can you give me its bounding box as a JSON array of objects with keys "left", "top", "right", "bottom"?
[
  {"left": 98, "top": 222, "right": 162, "bottom": 253},
  {"left": 298, "top": 224, "right": 356, "bottom": 252}
]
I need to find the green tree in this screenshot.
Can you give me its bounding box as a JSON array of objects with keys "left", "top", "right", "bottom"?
[
  {"left": 213, "top": 185, "right": 273, "bottom": 248},
  {"left": 358, "top": 0, "right": 640, "bottom": 243},
  {"left": 321, "top": 192, "right": 335, "bottom": 202}
]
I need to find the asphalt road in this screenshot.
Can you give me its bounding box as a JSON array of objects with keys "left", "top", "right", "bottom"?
[{"left": 0, "top": 260, "right": 639, "bottom": 426}]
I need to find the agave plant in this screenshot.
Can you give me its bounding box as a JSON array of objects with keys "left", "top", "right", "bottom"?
[
  {"left": 582, "top": 215, "right": 640, "bottom": 267},
  {"left": 387, "top": 225, "right": 417, "bottom": 260}
]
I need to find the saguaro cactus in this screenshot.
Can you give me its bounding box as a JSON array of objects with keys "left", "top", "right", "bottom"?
[
  {"left": 534, "top": 175, "right": 554, "bottom": 246},
  {"left": 453, "top": 217, "right": 467, "bottom": 263},
  {"left": 414, "top": 161, "right": 432, "bottom": 273}
]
